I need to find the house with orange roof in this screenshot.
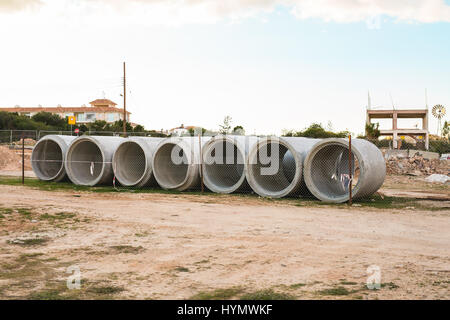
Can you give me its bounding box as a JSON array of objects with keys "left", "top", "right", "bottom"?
[{"left": 0, "top": 98, "right": 131, "bottom": 124}]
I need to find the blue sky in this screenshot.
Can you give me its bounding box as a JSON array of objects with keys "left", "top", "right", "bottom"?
[{"left": 0, "top": 0, "right": 449, "bottom": 135}]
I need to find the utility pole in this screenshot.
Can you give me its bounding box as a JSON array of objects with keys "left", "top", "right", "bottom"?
[{"left": 123, "top": 61, "right": 127, "bottom": 137}]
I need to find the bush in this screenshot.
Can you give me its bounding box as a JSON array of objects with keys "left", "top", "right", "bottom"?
[
  {"left": 283, "top": 123, "right": 349, "bottom": 138},
  {"left": 429, "top": 138, "right": 450, "bottom": 155}
]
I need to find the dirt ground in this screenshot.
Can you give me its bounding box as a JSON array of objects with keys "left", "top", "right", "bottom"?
[{"left": 0, "top": 175, "right": 449, "bottom": 300}]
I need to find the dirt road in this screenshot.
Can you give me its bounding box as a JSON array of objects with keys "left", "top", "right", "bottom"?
[{"left": 0, "top": 184, "right": 449, "bottom": 300}]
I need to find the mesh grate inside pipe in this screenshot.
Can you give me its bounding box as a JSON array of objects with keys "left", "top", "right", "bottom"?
[
  {"left": 31, "top": 135, "right": 76, "bottom": 182},
  {"left": 66, "top": 139, "right": 104, "bottom": 185},
  {"left": 246, "top": 138, "right": 303, "bottom": 198},
  {"left": 32, "top": 140, "right": 63, "bottom": 181},
  {"left": 153, "top": 142, "right": 190, "bottom": 190},
  {"left": 303, "top": 138, "right": 385, "bottom": 203},
  {"left": 203, "top": 139, "right": 245, "bottom": 193},
  {"left": 113, "top": 141, "right": 147, "bottom": 186},
  {"left": 307, "top": 144, "right": 357, "bottom": 200}
]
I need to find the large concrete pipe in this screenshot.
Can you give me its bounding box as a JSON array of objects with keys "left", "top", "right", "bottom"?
[
  {"left": 65, "top": 136, "right": 124, "bottom": 186},
  {"left": 31, "top": 135, "right": 76, "bottom": 182},
  {"left": 202, "top": 135, "right": 258, "bottom": 193},
  {"left": 112, "top": 137, "right": 163, "bottom": 187},
  {"left": 303, "top": 138, "right": 386, "bottom": 203},
  {"left": 152, "top": 136, "right": 211, "bottom": 191},
  {"left": 246, "top": 137, "right": 319, "bottom": 198}
]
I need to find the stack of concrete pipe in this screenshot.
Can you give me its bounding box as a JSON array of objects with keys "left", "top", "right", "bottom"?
[{"left": 31, "top": 134, "right": 386, "bottom": 203}]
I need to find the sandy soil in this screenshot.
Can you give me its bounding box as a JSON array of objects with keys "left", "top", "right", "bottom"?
[{"left": 0, "top": 180, "right": 449, "bottom": 300}]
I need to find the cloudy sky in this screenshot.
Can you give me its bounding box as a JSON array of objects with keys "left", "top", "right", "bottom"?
[{"left": 1, "top": 0, "right": 449, "bottom": 135}]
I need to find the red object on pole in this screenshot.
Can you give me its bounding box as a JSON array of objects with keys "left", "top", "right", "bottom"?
[{"left": 348, "top": 135, "right": 352, "bottom": 206}]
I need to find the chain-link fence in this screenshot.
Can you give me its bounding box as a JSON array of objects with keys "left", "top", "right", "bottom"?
[{"left": 0, "top": 131, "right": 395, "bottom": 203}]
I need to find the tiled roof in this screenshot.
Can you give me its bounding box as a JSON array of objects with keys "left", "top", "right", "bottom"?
[
  {"left": 89, "top": 99, "right": 117, "bottom": 106},
  {"left": 0, "top": 106, "right": 130, "bottom": 114},
  {"left": 169, "top": 125, "right": 197, "bottom": 131}
]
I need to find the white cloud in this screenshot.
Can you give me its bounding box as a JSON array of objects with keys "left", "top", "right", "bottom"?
[{"left": 1, "top": 0, "right": 450, "bottom": 24}]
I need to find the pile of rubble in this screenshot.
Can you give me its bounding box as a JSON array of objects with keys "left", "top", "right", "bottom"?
[
  {"left": 0, "top": 145, "right": 32, "bottom": 171},
  {"left": 386, "top": 155, "right": 450, "bottom": 176}
]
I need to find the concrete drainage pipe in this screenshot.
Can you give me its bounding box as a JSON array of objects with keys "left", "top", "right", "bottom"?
[
  {"left": 202, "top": 135, "right": 258, "bottom": 194},
  {"left": 303, "top": 138, "right": 386, "bottom": 203},
  {"left": 112, "top": 137, "right": 163, "bottom": 187},
  {"left": 65, "top": 136, "right": 124, "bottom": 186},
  {"left": 152, "top": 136, "right": 211, "bottom": 191},
  {"left": 31, "top": 135, "right": 76, "bottom": 182},
  {"left": 246, "top": 137, "right": 319, "bottom": 198}
]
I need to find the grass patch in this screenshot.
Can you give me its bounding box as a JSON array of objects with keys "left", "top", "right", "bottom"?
[
  {"left": 28, "top": 289, "right": 67, "bottom": 300},
  {"left": 190, "top": 287, "right": 244, "bottom": 300},
  {"left": 381, "top": 282, "right": 399, "bottom": 289},
  {"left": 17, "top": 208, "right": 33, "bottom": 216},
  {"left": 174, "top": 266, "right": 190, "bottom": 273},
  {"left": 340, "top": 281, "right": 358, "bottom": 285},
  {"left": 40, "top": 212, "right": 76, "bottom": 221},
  {"left": 7, "top": 238, "right": 48, "bottom": 246},
  {"left": 317, "top": 286, "right": 352, "bottom": 296},
  {"left": 0, "top": 176, "right": 445, "bottom": 211},
  {"left": 0, "top": 208, "right": 13, "bottom": 215},
  {"left": 109, "top": 245, "right": 144, "bottom": 254},
  {"left": 289, "top": 283, "right": 307, "bottom": 289},
  {"left": 240, "top": 289, "right": 295, "bottom": 300},
  {"left": 86, "top": 285, "right": 124, "bottom": 295}
]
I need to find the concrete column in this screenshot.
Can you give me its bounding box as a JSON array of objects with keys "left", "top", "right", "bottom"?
[
  {"left": 393, "top": 132, "right": 398, "bottom": 149},
  {"left": 425, "top": 132, "right": 429, "bottom": 151},
  {"left": 393, "top": 112, "right": 398, "bottom": 130},
  {"left": 423, "top": 111, "right": 428, "bottom": 131}
]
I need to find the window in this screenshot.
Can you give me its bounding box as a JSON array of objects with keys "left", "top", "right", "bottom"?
[
  {"left": 85, "top": 113, "right": 96, "bottom": 122},
  {"left": 76, "top": 113, "right": 86, "bottom": 122},
  {"left": 106, "top": 113, "right": 116, "bottom": 122},
  {"left": 65, "top": 113, "right": 74, "bottom": 118}
]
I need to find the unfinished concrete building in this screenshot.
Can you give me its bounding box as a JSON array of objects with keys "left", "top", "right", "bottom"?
[{"left": 366, "top": 108, "right": 429, "bottom": 150}]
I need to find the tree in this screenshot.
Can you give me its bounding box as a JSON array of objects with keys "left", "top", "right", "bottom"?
[
  {"left": 232, "top": 125, "right": 245, "bottom": 135},
  {"left": 133, "top": 124, "right": 145, "bottom": 133},
  {"left": 187, "top": 127, "right": 207, "bottom": 136},
  {"left": 219, "top": 116, "right": 232, "bottom": 135},
  {"left": 284, "top": 123, "right": 349, "bottom": 138},
  {"left": 31, "top": 112, "right": 67, "bottom": 130},
  {"left": 88, "top": 120, "right": 110, "bottom": 132},
  {"left": 442, "top": 121, "right": 450, "bottom": 138},
  {"left": 365, "top": 123, "right": 381, "bottom": 140}
]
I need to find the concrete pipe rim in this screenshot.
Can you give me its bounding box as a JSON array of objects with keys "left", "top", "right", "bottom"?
[
  {"left": 65, "top": 137, "right": 106, "bottom": 186},
  {"left": 112, "top": 140, "right": 150, "bottom": 187},
  {"left": 303, "top": 138, "right": 363, "bottom": 203},
  {"left": 31, "top": 137, "right": 65, "bottom": 181},
  {"left": 246, "top": 137, "right": 303, "bottom": 198},
  {"left": 152, "top": 139, "right": 195, "bottom": 190},
  {"left": 202, "top": 136, "right": 246, "bottom": 194}
]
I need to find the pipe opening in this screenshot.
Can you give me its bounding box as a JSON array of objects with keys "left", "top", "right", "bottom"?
[
  {"left": 250, "top": 142, "right": 297, "bottom": 194},
  {"left": 153, "top": 143, "right": 189, "bottom": 188},
  {"left": 308, "top": 144, "right": 360, "bottom": 198},
  {"left": 67, "top": 140, "right": 104, "bottom": 185},
  {"left": 32, "top": 140, "right": 63, "bottom": 180},
  {"left": 114, "top": 141, "right": 146, "bottom": 186},
  {"left": 204, "top": 141, "right": 244, "bottom": 190}
]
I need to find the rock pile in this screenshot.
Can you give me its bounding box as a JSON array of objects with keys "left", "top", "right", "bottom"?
[
  {"left": 0, "top": 145, "right": 32, "bottom": 171},
  {"left": 386, "top": 155, "right": 449, "bottom": 176}
]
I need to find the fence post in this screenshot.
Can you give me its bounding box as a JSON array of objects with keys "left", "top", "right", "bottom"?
[
  {"left": 10, "top": 130, "right": 12, "bottom": 144},
  {"left": 199, "top": 133, "right": 204, "bottom": 193},
  {"left": 348, "top": 135, "right": 352, "bottom": 206},
  {"left": 22, "top": 134, "right": 25, "bottom": 185}
]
